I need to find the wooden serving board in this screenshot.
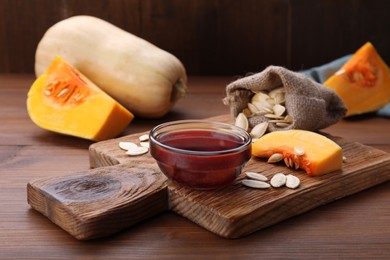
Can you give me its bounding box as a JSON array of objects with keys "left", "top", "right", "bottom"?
[{"left": 27, "top": 115, "right": 390, "bottom": 240}]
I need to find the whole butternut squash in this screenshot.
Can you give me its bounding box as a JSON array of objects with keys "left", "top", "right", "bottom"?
[{"left": 35, "top": 15, "right": 187, "bottom": 118}]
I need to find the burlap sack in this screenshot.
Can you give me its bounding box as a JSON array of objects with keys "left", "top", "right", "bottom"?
[{"left": 223, "top": 66, "right": 347, "bottom": 132}]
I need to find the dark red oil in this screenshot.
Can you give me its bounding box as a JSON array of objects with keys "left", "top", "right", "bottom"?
[{"left": 150, "top": 130, "right": 252, "bottom": 190}]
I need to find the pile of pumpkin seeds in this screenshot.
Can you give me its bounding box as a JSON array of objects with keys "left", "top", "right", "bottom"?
[{"left": 234, "top": 87, "right": 293, "bottom": 141}]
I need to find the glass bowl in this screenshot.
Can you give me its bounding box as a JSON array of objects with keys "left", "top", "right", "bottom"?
[{"left": 149, "top": 120, "right": 252, "bottom": 190}]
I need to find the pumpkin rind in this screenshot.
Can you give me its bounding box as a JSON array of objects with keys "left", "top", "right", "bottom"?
[{"left": 27, "top": 56, "right": 134, "bottom": 141}]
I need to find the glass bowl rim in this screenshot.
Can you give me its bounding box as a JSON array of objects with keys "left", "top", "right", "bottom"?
[{"left": 149, "top": 119, "right": 252, "bottom": 156}]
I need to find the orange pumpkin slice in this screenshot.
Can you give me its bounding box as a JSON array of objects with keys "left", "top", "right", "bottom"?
[
  {"left": 27, "top": 56, "right": 134, "bottom": 141},
  {"left": 324, "top": 42, "right": 390, "bottom": 116},
  {"left": 252, "top": 130, "right": 343, "bottom": 176}
]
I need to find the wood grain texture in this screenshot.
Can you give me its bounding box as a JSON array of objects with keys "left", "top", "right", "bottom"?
[
  {"left": 27, "top": 164, "right": 168, "bottom": 240},
  {"left": 1, "top": 0, "right": 390, "bottom": 75},
  {"left": 29, "top": 114, "right": 388, "bottom": 239}
]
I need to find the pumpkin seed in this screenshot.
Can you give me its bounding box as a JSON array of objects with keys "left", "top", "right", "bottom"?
[
  {"left": 268, "top": 87, "right": 284, "bottom": 98},
  {"left": 247, "top": 103, "right": 259, "bottom": 114},
  {"left": 270, "top": 173, "right": 287, "bottom": 188},
  {"left": 252, "top": 100, "right": 273, "bottom": 111},
  {"left": 273, "top": 104, "right": 286, "bottom": 116},
  {"left": 284, "top": 157, "right": 291, "bottom": 168},
  {"left": 140, "top": 141, "right": 150, "bottom": 148},
  {"left": 139, "top": 134, "right": 149, "bottom": 142},
  {"left": 250, "top": 122, "right": 268, "bottom": 138},
  {"left": 57, "top": 87, "right": 69, "bottom": 97},
  {"left": 268, "top": 153, "right": 283, "bottom": 163},
  {"left": 273, "top": 92, "right": 286, "bottom": 104},
  {"left": 251, "top": 92, "right": 269, "bottom": 103},
  {"left": 245, "top": 172, "right": 268, "bottom": 181},
  {"left": 289, "top": 157, "right": 294, "bottom": 168},
  {"left": 294, "top": 146, "right": 305, "bottom": 156},
  {"left": 242, "top": 179, "right": 271, "bottom": 189},
  {"left": 276, "top": 122, "right": 290, "bottom": 128},
  {"left": 353, "top": 71, "right": 364, "bottom": 82},
  {"left": 264, "top": 114, "right": 284, "bottom": 119},
  {"left": 284, "top": 115, "right": 293, "bottom": 123},
  {"left": 235, "top": 113, "right": 249, "bottom": 131},
  {"left": 255, "top": 106, "right": 273, "bottom": 114},
  {"left": 72, "top": 93, "right": 83, "bottom": 102},
  {"left": 126, "top": 146, "right": 149, "bottom": 156},
  {"left": 294, "top": 159, "right": 300, "bottom": 170},
  {"left": 119, "top": 141, "right": 138, "bottom": 151},
  {"left": 268, "top": 119, "right": 285, "bottom": 123},
  {"left": 286, "top": 174, "right": 300, "bottom": 189},
  {"left": 266, "top": 97, "right": 276, "bottom": 105}
]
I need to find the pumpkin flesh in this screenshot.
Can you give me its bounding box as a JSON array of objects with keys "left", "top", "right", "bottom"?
[
  {"left": 27, "top": 56, "right": 134, "bottom": 141},
  {"left": 252, "top": 130, "right": 343, "bottom": 176},
  {"left": 324, "top": 42, "right": 390, "bottom": 116}
]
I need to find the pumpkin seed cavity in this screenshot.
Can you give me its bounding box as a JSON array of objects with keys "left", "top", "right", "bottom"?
[{"left": 44, "top": 71, "right": 90, "bottom": 107}]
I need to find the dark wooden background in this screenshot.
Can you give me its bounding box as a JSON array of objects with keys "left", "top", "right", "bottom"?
[{"left": 1, "top": 0, "right": 390, "bottom": 76}]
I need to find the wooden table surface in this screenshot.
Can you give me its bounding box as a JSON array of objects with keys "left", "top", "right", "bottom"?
[{"left": 1, "top": 74, "right": 390, "bottom": 259}]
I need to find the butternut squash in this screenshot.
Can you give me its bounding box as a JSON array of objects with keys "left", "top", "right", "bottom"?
[
  {"left": 324, "top": 42, "right": 390, "bottom": 116},
  {"left": 252, "top": 130, "right": 343, "bottom": 176},
  {"left": 35, "top": 15, "right": 187, "bottom": 118},
  {"left": 27, "top": 56, "right": 134, "bottom": 141}
]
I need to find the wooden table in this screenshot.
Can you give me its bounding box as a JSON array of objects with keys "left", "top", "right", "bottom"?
[{"left": 1, "top": 74, "right": 390, "bottom": 259}]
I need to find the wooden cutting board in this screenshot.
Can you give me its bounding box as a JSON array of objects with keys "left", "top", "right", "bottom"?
[{"left": 27, "top": 115, "right": 390, "bottom": 240}]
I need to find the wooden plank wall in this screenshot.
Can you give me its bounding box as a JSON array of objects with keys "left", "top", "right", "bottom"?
[{"left": 1, "top": 0, "right": 389, "bottom": 76}]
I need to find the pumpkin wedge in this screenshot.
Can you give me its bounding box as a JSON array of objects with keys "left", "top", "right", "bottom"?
[
  {"left": 324, "top": 42, "right": 390, "bottom": 116},
  {"left": 27, "top": 56, "right": 134, "bottom": 141},
  {"left": 252, "top": 130, "right": 343, "bottom": 176}
]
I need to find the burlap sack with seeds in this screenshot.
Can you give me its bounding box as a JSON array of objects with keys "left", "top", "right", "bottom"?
[{"left": 223, "top": 66, "right": 347, "bottom": 131}]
